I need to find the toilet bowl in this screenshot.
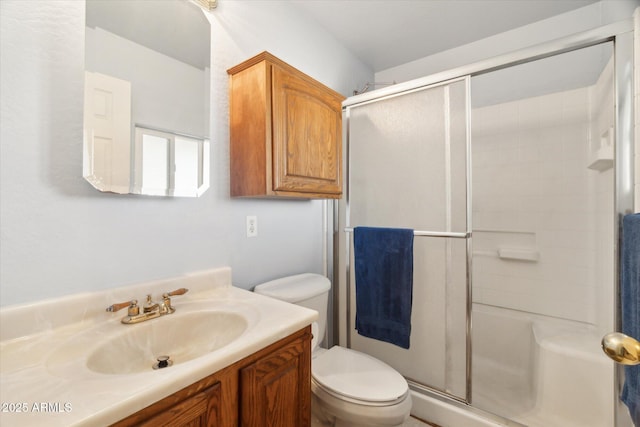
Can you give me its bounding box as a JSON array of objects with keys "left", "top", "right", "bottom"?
[
  {"left": 312, "top": 346, "right": 412, "bottom": 427},
  {"left": 254, "top": 273, "right": 412, "bottom": 427}
]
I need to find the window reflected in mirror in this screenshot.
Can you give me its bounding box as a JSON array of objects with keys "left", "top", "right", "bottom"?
[{"left": 133, "top": 127, "right": 210, "bottom": 197}]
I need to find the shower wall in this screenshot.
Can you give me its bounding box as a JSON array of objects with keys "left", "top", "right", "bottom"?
[{"left": 471, "top": 58, "right": 614, "bottom": 329}]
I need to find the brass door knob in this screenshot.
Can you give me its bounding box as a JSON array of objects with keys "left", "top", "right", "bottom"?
[{"left": 601, "top": 332, "right": 640, "bottom": 365}]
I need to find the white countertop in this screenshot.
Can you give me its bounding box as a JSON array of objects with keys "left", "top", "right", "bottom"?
[{"left": 0, "top": 267, "right": 317, "bottom": 426}]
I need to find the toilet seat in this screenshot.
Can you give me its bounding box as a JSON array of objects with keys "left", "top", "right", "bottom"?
[
  {"left": 312, "top": 346, "right": 409, "bottom": 405},
  {"left": 312, "top": 378, "right": 409, "bottom": 408}
]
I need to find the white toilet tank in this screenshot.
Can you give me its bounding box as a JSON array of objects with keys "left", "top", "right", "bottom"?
[{"left": 254, "top": 273, "right": 330, "bottom": 348}]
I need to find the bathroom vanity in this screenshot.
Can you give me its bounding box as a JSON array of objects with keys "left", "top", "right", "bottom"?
[
  {"left": 0, "top": 268, "right": 316, "bottom": 427},
  {"left": 113, "top": 326, "right": 311, "bottom": 427}
]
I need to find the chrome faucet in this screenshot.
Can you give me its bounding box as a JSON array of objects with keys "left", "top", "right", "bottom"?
[{"left": 106, "top": 288, "right": 189, "bottom": 324}]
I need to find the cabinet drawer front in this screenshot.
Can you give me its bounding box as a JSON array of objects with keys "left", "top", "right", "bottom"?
[{"left": 272, "top": 66, "right": 342, "bottom": 195}]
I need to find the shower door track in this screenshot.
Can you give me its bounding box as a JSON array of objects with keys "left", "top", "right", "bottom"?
[
  {"left": 407, "top": 380, "right": 527, "bottom": 427},
  {"left": 337, "top": 17, "right": 634, "bottom": 427}
]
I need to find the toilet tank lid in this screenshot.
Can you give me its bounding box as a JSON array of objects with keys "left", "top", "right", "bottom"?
[{"left": 253, "top": 273, "right": 330, "bottom": 303}]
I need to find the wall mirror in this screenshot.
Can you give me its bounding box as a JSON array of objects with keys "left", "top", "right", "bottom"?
[{"left": 83, "top": 0, "right": 211, "bottom": 197}]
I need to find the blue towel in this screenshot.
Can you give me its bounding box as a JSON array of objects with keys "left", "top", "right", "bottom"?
[
  {"left": 353, "top": 226, "right": 414, "bottom": 349},
  {"left": 622, "top": 213, "right": 640, "bottom": 426}
]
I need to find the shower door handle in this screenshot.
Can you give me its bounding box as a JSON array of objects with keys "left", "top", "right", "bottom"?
[{"left": 601, "top": 332, "right": 640, "bottom": 365}]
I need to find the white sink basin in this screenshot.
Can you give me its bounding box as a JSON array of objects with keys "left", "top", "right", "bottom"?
[
  {"left": 46, "top": 304, "right": 255, "bottom": 377},
  {"left": 87, "top": 310, "right": 248, "bottom": 374}
]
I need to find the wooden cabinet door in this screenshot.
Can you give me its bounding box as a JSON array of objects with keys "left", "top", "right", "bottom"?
[
  {"left": 135, "top": 383, "right": 221, "bottom": 427},
  {"left": 240, "top": 334, "right": 311, "bottom": 427},
  {"left": 271, "top": 65, "right": 342, "bottom": 196}
]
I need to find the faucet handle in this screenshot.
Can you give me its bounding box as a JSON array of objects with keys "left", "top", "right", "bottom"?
[
  {"left": 161, "top": 288, "right": 189, "bottom": 315},
  {"left": 164, "top": 288, "right": 189, "bottom": 297},
  {"left": 106, "top": 299, "right": 138, "bottom": 316}
]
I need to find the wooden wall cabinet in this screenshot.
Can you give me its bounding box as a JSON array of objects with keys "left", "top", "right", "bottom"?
[
  {"left": 111, "top": 326, "right": 311, "bottom": 427},
  {"left": 228, "top": 52, "right": 345, "bottom": 199}
]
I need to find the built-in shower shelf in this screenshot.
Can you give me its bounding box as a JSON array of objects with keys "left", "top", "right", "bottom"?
[
  {"left": 587, "top": 127, "right": 614, "bottom": 172},
  {"left": 473, "top": 229, "right": 538, "bottom": 261},
  {"left": 497, "top": 247, "right": 539, "bottom": 262},
  {"left": 587, "top": 148, "right": 613, "bottom": 171}
]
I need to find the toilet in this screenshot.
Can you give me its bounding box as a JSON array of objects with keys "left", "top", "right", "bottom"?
[{"left": 254, "top": 273, "right": 412, "bottom": 427}]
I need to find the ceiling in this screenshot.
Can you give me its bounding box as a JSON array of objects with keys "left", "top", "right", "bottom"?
[
  {"left": 291, "top": 0, "right": 599, "bottom": 72},
  {"left": 86, "top": 0, "right": 599, "bottom": 74}
]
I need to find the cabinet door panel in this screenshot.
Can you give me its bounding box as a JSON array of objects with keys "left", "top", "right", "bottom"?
[
  {"left": 272, "top": 66, "right": 342, "bottom": 195},
  {"left": 137, "top": 383, "right": 221, "bottom": 427},
  {"left": 240, "top": 336, "right": 311, "bottom": 427}
]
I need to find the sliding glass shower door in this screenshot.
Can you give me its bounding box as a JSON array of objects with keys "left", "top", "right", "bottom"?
[{"left": 344, "top": 78, "right": 470, "bottom": 400}]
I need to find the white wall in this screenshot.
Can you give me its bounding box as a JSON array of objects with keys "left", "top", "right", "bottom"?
[{"left": 0, "top": 0, "right": 373, "bottom": 307}]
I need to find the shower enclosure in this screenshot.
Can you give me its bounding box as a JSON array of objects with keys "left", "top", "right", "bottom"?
[{"left": 334, "top": 21, "right": 634, "bottom": 427}]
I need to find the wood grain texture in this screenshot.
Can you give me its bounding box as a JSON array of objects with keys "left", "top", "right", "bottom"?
[
  {"left": 271, "top": 65, "right": 342, "bottom": 195},
  {"left": 136, "top": 383, "right": 220, "bottom": 427},
  {"left": 229, "top": 60, "right": 269, "bottom": 197},
  {"left": 228, "top": 51, "right": 345, "bottom": 199},
  {"left": 240, "top": 335, "right": 311, "bottom": 427}
]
